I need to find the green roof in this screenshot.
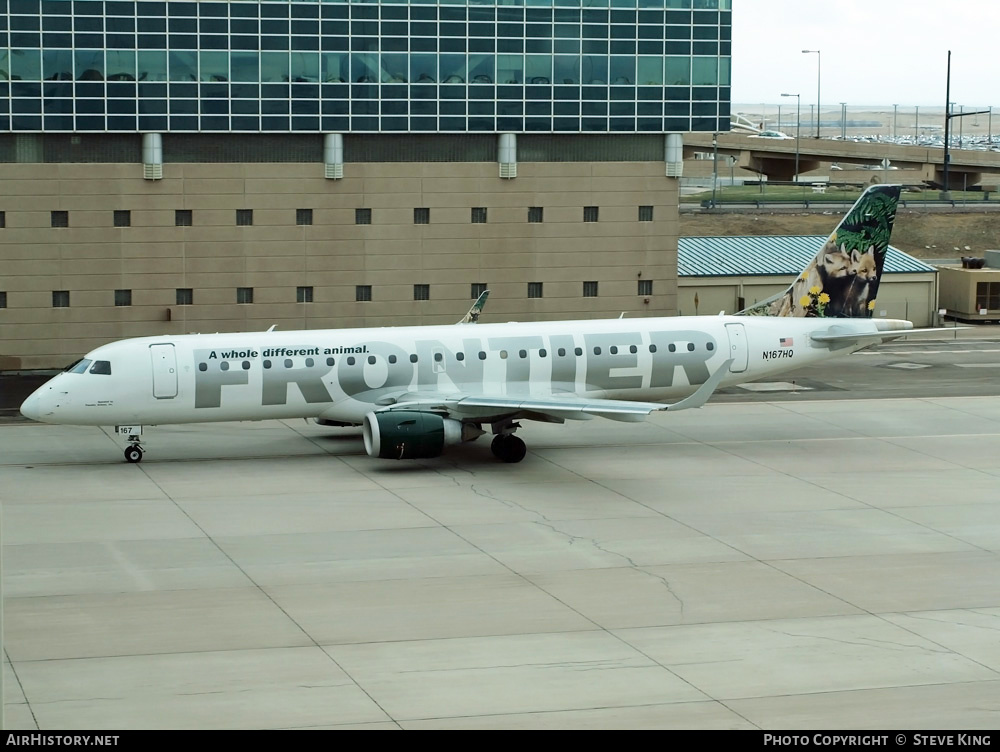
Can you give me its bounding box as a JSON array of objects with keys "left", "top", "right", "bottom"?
[{"left": 679, "top": 236, "right": 936, "bottom": 277}]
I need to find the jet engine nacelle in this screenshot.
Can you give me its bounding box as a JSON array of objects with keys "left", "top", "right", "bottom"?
[{"left": 363, "top": 410, "right": 478, "bottom": 460}]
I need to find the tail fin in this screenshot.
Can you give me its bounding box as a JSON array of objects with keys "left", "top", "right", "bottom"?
[
  {"left": 740, "top": 185, "right": 901, "bottom": 318},
  {"left": 457, "top": 289, "right": 489, "bottom": 324}
]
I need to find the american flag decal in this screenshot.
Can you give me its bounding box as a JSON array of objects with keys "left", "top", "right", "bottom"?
[{"left": 779, "top": 337, "right": 793, "bottom": 347}]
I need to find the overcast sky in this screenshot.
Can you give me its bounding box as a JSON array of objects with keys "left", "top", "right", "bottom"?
[{"left": 731, "top": 0, "right": 999, "bottom": 109}]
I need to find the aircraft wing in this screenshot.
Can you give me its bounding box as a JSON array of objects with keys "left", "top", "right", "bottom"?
[{"left": 374, "top": 358, "right": 733, "bottom": 424}]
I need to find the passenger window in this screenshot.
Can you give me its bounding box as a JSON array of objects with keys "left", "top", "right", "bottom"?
[
  {"left": 326, "top": 357, "right": 335, "bottom": 366},
  {"left": 285, "top": 359, "right": 294, "bottom": 368},
  {"left": 456, "top": 352, "right": 465, "bottom": 361},
  {"left": 434, "top": 353, "right": 443, "bottom": 362},
  {"left": 668, "top": 344, "right": 676, "bottom": 353},
  {"left": 539, "top": 349, "right": 547, "bottom": 358},
  {"left": 263, "top": 360, "right": 272, "bottom": 369},
  {"left": 410, "top": 354, "right": 418, "bottom": 363},
  {"left": 610, "top": 346, "right": 618, "bottom": 355},
  {"left": 306, "top": 357, "right": 314, "bottom": 367},
  {"left": 575, "top": 347, "right": 583, "bottom": 356},
  {"left": 500, "top": 350, "right": 508, "bottom": 359},
  {"left": 707, "top": 342, "right": 714, "bottom": 351},
  {"left": 242, "top": 361, "right": 250, "bottom": 370},
  {"left": 687, "top": 343, "right": 695, "bottom": 352},
  {"left": 198, "top": 362, "right": 207, "bottom": 372},
  {"left": 478, "top": 351, "right": 487, "bottom": 360},
  {"left": 388, "top": 355, "right": 397, "bottom": 364},
  {"left": 593, "top": 347, "right": 601, "bottom": 355},
  {"left": 558, "top": 348, "right": 566, "bottom": 357},
  {"left": 519, "top": 350, "right": 527, "bottom": 359},
  {"left": 346, "top": 357, "right": 355, "bottom": 366},
  {"left": 368, "top": 355, "right": 377, "bottom": 364},
  {"left": 649, "top": 344, "right": 657, "bottom": 353},
  {"left": 67, "top": 359, "right": 92, "bottom": 373},
  {"left": 89, "top": 360, "right": 112, "bottom": 375},
  {"left": 220, "top": 362, "right": 230, "bottom": 372},
  {"left": 630, "top": 345, "right": 637, "bottom": 354}
]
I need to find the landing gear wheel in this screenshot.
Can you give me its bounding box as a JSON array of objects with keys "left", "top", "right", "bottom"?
[
  {"left": 490, "top": 434, "right": 505, "bottom": 459},
  {"left": 124, "top": 445, "right": 143, "bottom": 464},
  {"left": 491, "top": 434, "right": 527, "bottom": 463}
]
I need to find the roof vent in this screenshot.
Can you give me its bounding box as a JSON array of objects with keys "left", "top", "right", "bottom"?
[
  {"left": 142, "top": 133, "right": 163, "bottom": 181},
  {"left": 324, "top": 133, "right": 344, "bottom": 180},
  {"left": 665, "top": 133, "right": 684, "bottom": 177},
  {"left": 498, "top": 133, "right": 517, "bottom": 179}
]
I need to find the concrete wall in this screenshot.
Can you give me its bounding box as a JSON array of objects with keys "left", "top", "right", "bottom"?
[{"left": 0, "top": 160, "right": 679, "bottom": 369}]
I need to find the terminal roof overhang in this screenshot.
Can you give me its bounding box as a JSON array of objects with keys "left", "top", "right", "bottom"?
[{"left": 679, "top": 236, "right": 936, "bottom": 277}]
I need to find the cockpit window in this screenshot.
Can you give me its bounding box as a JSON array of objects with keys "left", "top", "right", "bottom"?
[
  {"left": 89, "top": 360, "right": 112, "bottom": 375},
  {"left": 66, "top": 359, "right": 92, "bottom": 374}
]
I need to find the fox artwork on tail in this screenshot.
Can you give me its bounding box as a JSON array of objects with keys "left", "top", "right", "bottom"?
[{"left": 752, "top": 185, "right": 900, "bottom": 319}]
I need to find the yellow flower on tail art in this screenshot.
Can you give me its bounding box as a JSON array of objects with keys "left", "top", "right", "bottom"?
[
  {"left": 868, "top": 299, "right": 876, "bottom": 311},
  {"left": 801, "top": 287, "right": 830, "bottom": 317}
]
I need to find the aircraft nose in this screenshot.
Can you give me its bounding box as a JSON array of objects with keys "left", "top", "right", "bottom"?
[{"left": 20, "top": 392, "right": 42, "bottom": 421}]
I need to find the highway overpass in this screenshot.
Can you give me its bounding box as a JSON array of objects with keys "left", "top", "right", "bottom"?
[{"left": 684, "top": 132, "right": 1000, "bottom": 189}]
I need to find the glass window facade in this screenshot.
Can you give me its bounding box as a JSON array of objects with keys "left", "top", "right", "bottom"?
[{"left": 0, "top": 1, "right": 730, "bottom": 134}]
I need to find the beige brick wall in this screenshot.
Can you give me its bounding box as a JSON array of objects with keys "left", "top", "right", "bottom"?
[{"left": 0, "top": 161, "right": 679, "bottom": 369}]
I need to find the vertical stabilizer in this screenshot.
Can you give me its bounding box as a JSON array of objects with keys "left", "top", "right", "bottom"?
[
  {"left": 741, "top": 185, "right": 901, "bottom": 318},
  {"left": 457, "top": 290, "right": 490, "bottom": 324}
]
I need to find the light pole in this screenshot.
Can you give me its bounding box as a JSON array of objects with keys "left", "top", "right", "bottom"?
[
  {"left": 802, "top": 49, "right": 820, "bottom": 137},
  {"left": 892, "top": 104, "right": 898, "bottom": 139},
  {"left": 712, "top": 132, "right": 718, "bottom": 206},
  {"left": 915, "top": 105, "right": 919, "bottom": 140},
  {"left": 782, "top": 92, "right": 800, "bottom": 182},
  {"left": 840, "top": 102, "right": 846, "bottom": 140}
]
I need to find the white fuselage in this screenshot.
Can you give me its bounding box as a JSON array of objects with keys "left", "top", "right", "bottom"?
[{"left": 20, "top": 315, "right": 890, "bottom": 427}]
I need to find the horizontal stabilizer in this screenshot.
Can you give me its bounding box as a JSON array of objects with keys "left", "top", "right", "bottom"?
[{"left": 811, "top": 327, "right": 966, "bottom": 345}]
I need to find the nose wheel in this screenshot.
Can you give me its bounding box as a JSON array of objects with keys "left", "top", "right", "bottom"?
[{"left": 124, "top": 444, "right": 143, "bottom": 463}]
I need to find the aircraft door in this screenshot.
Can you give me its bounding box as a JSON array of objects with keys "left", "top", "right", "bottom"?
[
  {"left": 724, "top": 323, "right": 748, "bottom": 373},
  {"left": 150, "top": 343, "right": 178, "bottom": 399}
]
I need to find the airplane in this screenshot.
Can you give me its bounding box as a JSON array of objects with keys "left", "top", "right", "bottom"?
[{"left": 21, "top": 184, "right": 930, "bottom": 465}]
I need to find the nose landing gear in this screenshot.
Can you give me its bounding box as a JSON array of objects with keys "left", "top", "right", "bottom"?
[{"left": 115, "top": 426, "right": 145, "bottom": 463}]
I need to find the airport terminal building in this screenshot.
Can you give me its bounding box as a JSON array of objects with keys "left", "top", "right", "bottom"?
[{"left": 0, "top": 0, "right": 732, "bottom": 369}]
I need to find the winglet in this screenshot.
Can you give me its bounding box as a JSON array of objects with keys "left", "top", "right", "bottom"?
[
  {"left": 457, "top": 290, "right": 490, "bottom": 324},
  {"left": 660, "top": 358, "right": 733, "bottom": 412}
]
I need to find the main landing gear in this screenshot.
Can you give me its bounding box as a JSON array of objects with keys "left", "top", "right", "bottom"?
[
  {"left": 490, "top": 433, "right": 527, "bottom": 463},
  {"left": 124, "top": 444, "right": 144, "bottom": 463}
]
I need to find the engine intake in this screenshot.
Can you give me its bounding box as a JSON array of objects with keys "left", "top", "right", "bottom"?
[{"left": 363, "top": 410, "right": 472, "bottom": 460}]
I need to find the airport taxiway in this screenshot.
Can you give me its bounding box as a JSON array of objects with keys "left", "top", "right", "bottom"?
[{"left": 3, "top": 339, "right": 1000, "bottom": 729}]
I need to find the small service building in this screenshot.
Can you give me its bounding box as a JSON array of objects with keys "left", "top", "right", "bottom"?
[{"left": 677, "top": 235, "right": 938, "bottom": 326}]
